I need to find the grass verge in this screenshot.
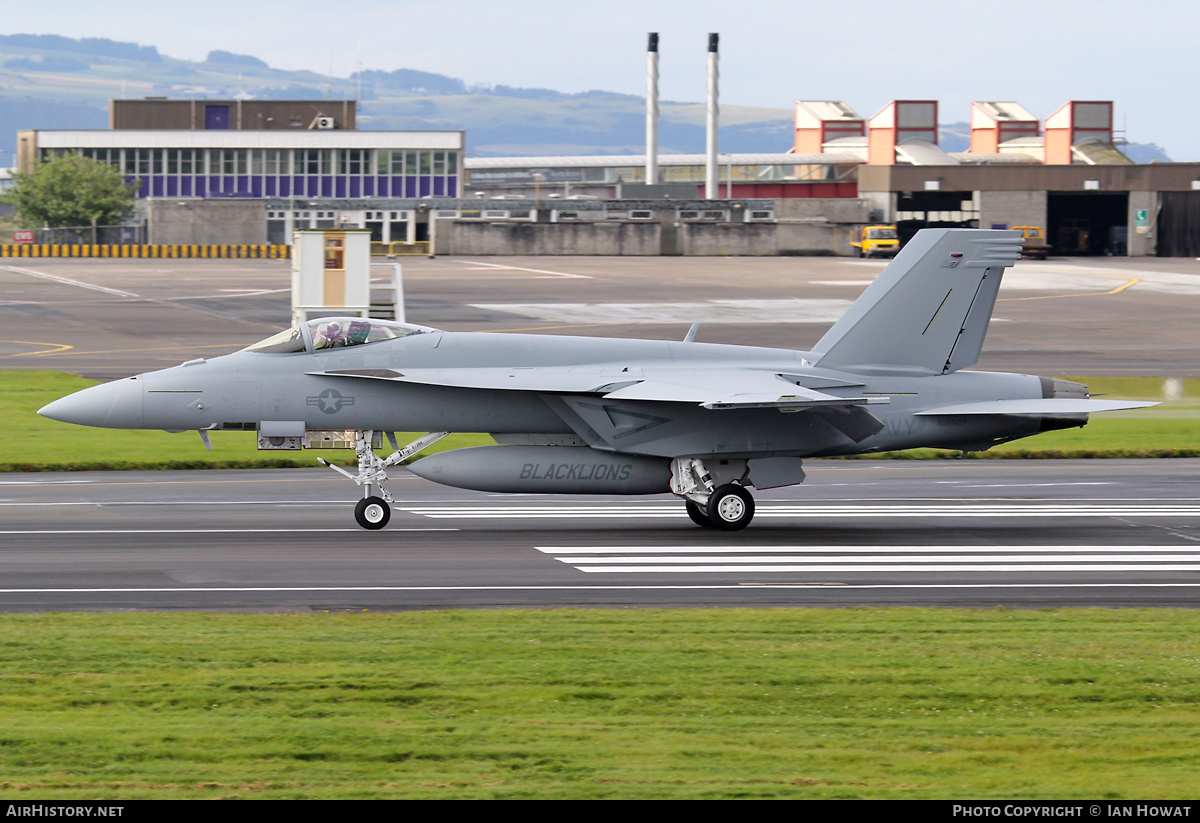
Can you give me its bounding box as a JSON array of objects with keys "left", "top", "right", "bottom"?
[
  {"left": 4, "top": 372, "right": 1197, "bottom": 470},
  {"left": 1, "top": 371, "right": 492, "bottom": 471},
  {"left": 1, "top": 608, "right": 1199, "bottom": 799}
]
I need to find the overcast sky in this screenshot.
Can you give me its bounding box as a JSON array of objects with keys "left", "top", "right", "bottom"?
[{"left": 23, "top": 0, "right": 1200, "bottom": 159}]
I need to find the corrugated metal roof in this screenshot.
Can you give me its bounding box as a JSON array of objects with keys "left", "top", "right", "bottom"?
[
  {"left": 973, "top": 101, "right": 1037, "bottom": 122},
  {"left": 796, "top": 101, "right": 862, "bottom": 121},
  {"left": 465, "top": 153, "right": 860, "bottom": 169},
  {"left": 894, "top": 138, "right": 959, "bottom": 166},
  {"left": 1072, "top": 140, "right": 1134, "bottom": 166},
  {"left": 951, "top": 152, "right": 1041, "bottom": 165}
]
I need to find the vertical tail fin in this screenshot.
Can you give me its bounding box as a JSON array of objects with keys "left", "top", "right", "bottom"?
[{"left": 811, "top": 229, "right": 1023, "bottom": 375}]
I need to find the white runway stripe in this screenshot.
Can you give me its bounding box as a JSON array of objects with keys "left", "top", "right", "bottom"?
[
  {"left": 572, "top": 565, "right": 1200, "bottom": 573},
  {"left": 535, "top": 545, "right": 1200, "bottom": 574},
  {"left": 537, "top": 545, "right": 1200, "bottom": 554},
  {"left": 404, "top": 503, "right": 1200, "bottom": 519}
]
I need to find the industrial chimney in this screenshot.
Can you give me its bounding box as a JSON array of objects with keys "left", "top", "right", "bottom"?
[
  {"left": 646, "top": 33, "right": 659, "bottom": 186},
  {"left": 705, "top": 33, "right": 719, "bottom": 199}
]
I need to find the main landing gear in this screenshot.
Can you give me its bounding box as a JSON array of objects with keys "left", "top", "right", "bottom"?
[
  {"left": 319, "top": 430, "right": 448, "bottom": 530},
  {"left": 671, "top": 458, "right": 756, "bottom": 531}
]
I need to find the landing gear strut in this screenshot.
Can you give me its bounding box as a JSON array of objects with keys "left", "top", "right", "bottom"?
[
  {"left": 670, "top": 457, "right": 755, "bottom": 531},
  {"left": 320, "top": 430, "right": 448, "bottom": 530}
]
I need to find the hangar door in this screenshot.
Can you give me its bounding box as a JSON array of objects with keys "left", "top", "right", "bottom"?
[
  {"left": 1047, "top": 192, "right": 1128, "bottom": 256},
  {"left": 894, "top": 189, "right": 978, "bottom": 245},
  {"left": 1157, "top": 192, "right": 1200, "bottom": 257}
]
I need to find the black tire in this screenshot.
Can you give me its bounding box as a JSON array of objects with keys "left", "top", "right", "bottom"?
[
  {"left": 355, "top": 496, "right": 391, "bottom": 530},
  {"left": 685, "top": 499, "right": 714, "bottom": 528},
  {"left": 706, "top": 484, "right": 755, "bottom": 531}
]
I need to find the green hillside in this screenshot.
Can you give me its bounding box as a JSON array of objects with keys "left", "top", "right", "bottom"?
[
  {"left": 0, "top": 34, "right": 1172, "bottom": 162},
  {"left": 0, "top": 34, "right": 794, "bottom": 158}
]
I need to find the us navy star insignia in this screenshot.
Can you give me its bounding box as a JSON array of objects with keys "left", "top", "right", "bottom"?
[{"left": 307, "top": 388, "right": 355, "bottom": 413}]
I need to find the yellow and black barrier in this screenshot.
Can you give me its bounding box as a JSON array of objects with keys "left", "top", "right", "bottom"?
[
  {"left": 369, "top": 241, "right": 431, "bottom": 256},
  {"left": 0, "top": 244, "right": 291, "bottom": 259}
]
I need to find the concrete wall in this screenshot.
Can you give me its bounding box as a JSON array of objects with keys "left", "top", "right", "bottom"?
[
  {"left": 978, "top": 190, "right": 1048, "bottom": 230},
  {"left": 681, "top": 222, "right": 849, "bottom": 256},
  {"left": 773, "top": 198, "right": 873, "bottom": 223},
  {"left": 441, "top": 221, "right": 662, "bottom": 256},
  {"left": 440, "top": 219, "right": 853, "bottom": 256},
  {"left": 146, "top": 200, "right": 268, "bottom": 245}
]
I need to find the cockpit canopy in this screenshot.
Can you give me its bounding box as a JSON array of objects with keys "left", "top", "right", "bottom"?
[{"left": 242, "top": 318, "right": 440, "bottom": 354}]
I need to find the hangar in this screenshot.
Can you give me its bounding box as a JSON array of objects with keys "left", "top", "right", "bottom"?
[{"left": 464, "top": 98, "right": 1200, "bottom": 257}]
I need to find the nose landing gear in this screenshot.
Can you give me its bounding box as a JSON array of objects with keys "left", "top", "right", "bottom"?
[{"left": 320, "top": 430, "right": 448, "bottom": 530}]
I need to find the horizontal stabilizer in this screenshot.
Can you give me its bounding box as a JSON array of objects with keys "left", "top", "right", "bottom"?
[{"left": 917, "top": 399, "right": 1159, "bottom": 416}]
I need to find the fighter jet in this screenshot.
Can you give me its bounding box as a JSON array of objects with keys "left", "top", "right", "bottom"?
[{"left": 39, "top": 229, "right": 1155, "bottom": 531}]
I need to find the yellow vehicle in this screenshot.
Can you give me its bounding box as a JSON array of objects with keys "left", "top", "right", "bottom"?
[
  {"left": 1013, "top": 225, "right": 1051, "bottom": 260},
  {"left": 850, "top": 225, "right": 900, "bottom": 258}
]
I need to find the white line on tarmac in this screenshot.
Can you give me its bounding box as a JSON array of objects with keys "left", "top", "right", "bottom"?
[
  {"left": 1, "top": 265, "right": 141, "bottom": 298},
  {"left": 0, "top": 528, "right": 457, "bottom": 534},
  {"left": 537, "top": 544, "right": 1200, "bottom": 573},
  {"left": 403, "top": 504, "right": 1200, "bottom": 518},
  {"left": 455, "top": 260, "right": 592, "bottom": 279},
  {"left": 4, "top": 583, "right": 1200, "bottom": 595},
  {"left": 569, "top": 564, "right": 1200, "bottom": 573},
  {"left": 535, "top": 545, "right": 1200, "bottom": 554}
]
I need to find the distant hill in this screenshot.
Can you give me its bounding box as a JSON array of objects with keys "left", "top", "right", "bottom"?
[
  {"left": 939, "top": 121, "right": 1169, "bottom": 162},
  {"left": 204, "top": 50, "right": 268, "bottom": 69},
  {"left": 1122, "top": 142, "right": 1171, "bottom": 163},
  {"left": 0, "top": 34, "right": 1177, "bottom": 165},
  {"left": 0, "top": 34, "right": 160, "bottom": 62},
  {"left": 0, "top": 34, "right": 797, "bottom": 158}
]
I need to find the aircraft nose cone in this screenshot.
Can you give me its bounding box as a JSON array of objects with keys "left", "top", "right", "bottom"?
[{"left": 38, "top": 376, "right": 145, "bottom": 428}]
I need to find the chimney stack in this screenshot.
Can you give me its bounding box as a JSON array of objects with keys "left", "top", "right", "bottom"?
[
  {"left": 646, "top": 33, "right": 659, "bottom": 185},
  {"left": 705, "top": 33, "right": 720, "bottom": 199}
]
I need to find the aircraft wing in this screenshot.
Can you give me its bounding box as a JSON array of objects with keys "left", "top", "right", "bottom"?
[
  {"left": 316, "top": 366, "right": 613, "bottom": 393},
  {"left": 916, "top": 399, "right": 1159, "bottom": 415},
  {"left": 317, "top": 367, "right": 887, "bottom": 410},
  {"left": 598, "top": 371, "right": 887, "bottom": 410}
]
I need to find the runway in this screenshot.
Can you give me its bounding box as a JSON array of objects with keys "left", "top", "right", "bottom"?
[
  {"left": 1, "top": 459, "right": 1197, "bottom": 611},
  {"left": 3, "top": 253, "right": 1198, "bottom": 611}
]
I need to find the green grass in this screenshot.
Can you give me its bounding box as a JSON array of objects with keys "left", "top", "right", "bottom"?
[
  {"left": 4, "top": 372, "right": 1197, "bottom": 471},
  {"left": 922, "top": 376, "right": 1200, "bottom": 459},
  {"left": 1, "top": 608, "right": 1199, "bottom": 799},
  {"left": 1, "top": 371, "right": 492, "bottom": 470}
]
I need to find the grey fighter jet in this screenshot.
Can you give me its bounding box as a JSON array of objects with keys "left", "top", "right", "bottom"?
[{"left": 39, "top": 229, "right": 1155, "bottom": 531}]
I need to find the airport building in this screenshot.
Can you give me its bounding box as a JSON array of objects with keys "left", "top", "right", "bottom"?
[
  {"left": 11, "top": 96, "right": 1200, "bottom": 256},
  {"left": 16, "top": 99, "right": 465, "bottom": 245},
  {"left": 464, "top": 98, "right": 1200, "bottom": 257}
]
